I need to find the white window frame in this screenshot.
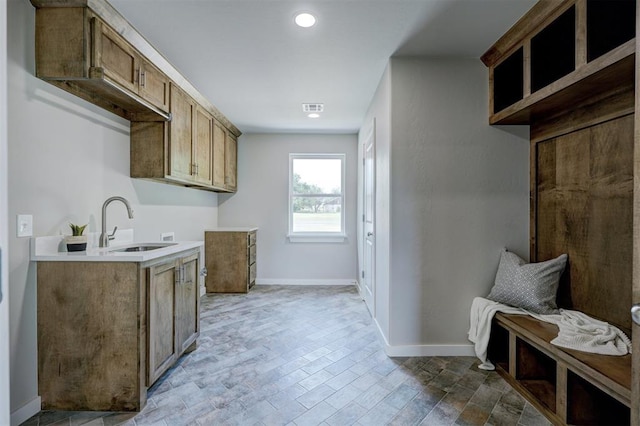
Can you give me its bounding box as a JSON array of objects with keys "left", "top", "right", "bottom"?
[{"left": 288, "top": 153, "right": 347, "bottom": 243}]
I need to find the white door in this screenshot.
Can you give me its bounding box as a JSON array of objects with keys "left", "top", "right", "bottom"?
[{"left": 362, "top": 120, "right": 375, "bottom": 315}]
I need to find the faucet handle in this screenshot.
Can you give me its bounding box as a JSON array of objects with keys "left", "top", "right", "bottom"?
[{"left": 108, "top": 226, "right": 118, "bottom": 241}]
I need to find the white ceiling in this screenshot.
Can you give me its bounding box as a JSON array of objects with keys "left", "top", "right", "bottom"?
[{"left": 109, "top": 0, "right": 536, "bottom": 134}]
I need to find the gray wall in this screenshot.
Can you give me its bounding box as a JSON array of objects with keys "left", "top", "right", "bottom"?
[
  {"left": 8, "top": 0, "right": 220, "bottom": 419},
  {"left": 359, "top": 58, "right": 530, "bottom": 355},
  {"left": 218, "top": 133, "right": 359, "bottom": 284},
  {"left": 1, "top": 0, "right": 11, "bottom": 423}
]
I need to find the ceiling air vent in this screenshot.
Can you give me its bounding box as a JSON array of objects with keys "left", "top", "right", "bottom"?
[{"left": 302, "top": 103, "right": 324, "bottom": 113}]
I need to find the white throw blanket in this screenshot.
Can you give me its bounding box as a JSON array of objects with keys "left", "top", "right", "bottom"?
[{"left": 468, "top": 297, "right": 631, "bottom": 371}]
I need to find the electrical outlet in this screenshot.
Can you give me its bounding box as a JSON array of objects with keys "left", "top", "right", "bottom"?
[
  {"left": 160, "top": 232, "right": 175, "bottom": 242},
  {"left": 17, "top": 214, "right": 33, "bottom": 237}
]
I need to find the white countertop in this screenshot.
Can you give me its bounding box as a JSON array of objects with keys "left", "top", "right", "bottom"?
[
  {"left": 31, "top": 232, "right": 203, "bottom": 262},
  {"left": 204, "top": 227, "right": 258, "bottom": 232}
]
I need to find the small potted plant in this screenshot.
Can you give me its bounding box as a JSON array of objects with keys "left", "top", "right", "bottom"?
[{"left": 65, "top": 222, "right": 88, "bottom": 252}]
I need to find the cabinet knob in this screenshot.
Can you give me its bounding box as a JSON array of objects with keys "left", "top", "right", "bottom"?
[
  {"left": 632, "top": 304, "right": 640, "bottom": 325},
  {"left": 200, "top": 267, "right": 208, "bottom": 277}
]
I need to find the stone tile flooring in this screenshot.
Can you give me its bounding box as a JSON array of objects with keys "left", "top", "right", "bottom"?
[{"left": 23, "top": 285, "right": 550, "bottom": 426}]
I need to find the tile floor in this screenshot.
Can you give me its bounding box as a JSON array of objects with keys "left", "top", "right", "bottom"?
[{"left": 23, "top": 285, "right": 550, "bottom": 426}]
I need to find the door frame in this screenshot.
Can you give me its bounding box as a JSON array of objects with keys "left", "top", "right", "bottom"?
[{"left": 360, "top": 118, "right": 376, "bottom": 316}]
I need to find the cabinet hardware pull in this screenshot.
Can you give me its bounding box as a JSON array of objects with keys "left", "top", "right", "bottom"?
[
  {"left": 135, "top": 68, "right": 140, "bottom": 84},
  {"left": 632, "top": 304, "right": 640, "bottom": 325},
  {"left": 140, "top": 70, "right": 146, "bottom": 87},
  {"left": 200, "top": 267, "right": 207, "bottom": 277}
]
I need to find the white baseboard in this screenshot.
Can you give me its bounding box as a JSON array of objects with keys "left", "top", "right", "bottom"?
[
  {"left": 384, "top": 343, "right": 475, "bottom": 357},
  {"left": 255, "top": 279, "right": 358, "bottom": 286},
  {"left": 372, "top": 316, "right": 474, "bottom": 357},
  {"left": 11, "top": 396, "right": 40, "bottom": 426}
]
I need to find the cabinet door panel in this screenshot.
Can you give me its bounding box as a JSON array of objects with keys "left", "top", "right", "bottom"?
[
  {"left": 169, "top": 85, "right": 194, "bottom": 181},
  {"left": 193, "top": 107, "right": 213, "bottom": 185},
  {"left": 92, "top": 18, "right": 139, "bottom": 93},
  {"left": 225, "top": 133, "right": 237, "bottom": 191},
  {"left": 212, "top": 121, "right": 226, "bottom": 188},
  {"left": 140, "top": 61, "right": 169, "bottom": 112},
  {"left": 176, "top": 253, "right": 199, "bottom": 354},
  {"left": 147, "top": 261, "right": 177, "bottom": 385}
]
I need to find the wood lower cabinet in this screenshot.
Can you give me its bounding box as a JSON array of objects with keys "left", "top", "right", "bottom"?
[
  {"left": 205, "top": 229, "right": 257, "bottom": 293},
  {"left": 36, "top": 248, "right": 201, "bottom": 412},
  {"left": 148, "top": 252, "right": 200, "bottom": 385}
]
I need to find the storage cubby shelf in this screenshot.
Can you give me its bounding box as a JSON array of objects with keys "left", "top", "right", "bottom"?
[
  {"left": 490, "top": 39, "right": 634, "bottom": 125},
  {"left": 489, "top": 313, "right": 631, "bottom": 425},
  {"left": 484, "top": 0, "right": 636, "bottom": 125}
]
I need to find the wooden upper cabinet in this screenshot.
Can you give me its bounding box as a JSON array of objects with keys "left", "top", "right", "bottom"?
[
  {"left": 169, "top": 84, "right": 195, "bottom": 181},
  {"left": 482, "top": 0, "right": 636, "bottom": 124},
  {"left": 31, "top": 0, "right": 241, "bottom": 193},
  {"left": 139, "top": 60, "right": 169, "bottom": 112},
  {"left": 91, "top": 18, "right": 139, "bottom": 93},
  {"left": 212, "top": 120, "right": 226, "bottom": 188},
  {"left": 91, "top": 18, "right": 169, "bottom": 113},
  {"left": 225, "top": 133, "right": 238, "bottom": 191},
  {"left": 193, "top": 107, "right": 213, "bottom": 185}
]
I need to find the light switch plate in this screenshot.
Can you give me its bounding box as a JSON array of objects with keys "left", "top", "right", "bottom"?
[{"left": 17, "top": 214, "right": 33, "bottom": 237}]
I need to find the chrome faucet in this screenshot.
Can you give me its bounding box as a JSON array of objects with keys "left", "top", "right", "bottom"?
[{"left": 100, "top": 196, "right": 134, "bottom": 248}]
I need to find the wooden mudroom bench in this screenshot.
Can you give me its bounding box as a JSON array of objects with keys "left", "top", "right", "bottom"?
[{"left": 488, "top": 313, "right": 631, "bottom": 425}]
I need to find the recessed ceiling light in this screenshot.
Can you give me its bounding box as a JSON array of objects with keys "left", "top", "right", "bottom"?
[
  {"left": 308, "top": 113, "right": 320, "bottom": 118},
  {"left": 295, "top": 12, "right": 316, "bottom": 28}
]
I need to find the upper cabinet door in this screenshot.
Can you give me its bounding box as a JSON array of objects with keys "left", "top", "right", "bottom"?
[
  {"left": 169, "top": 84, "right": 195, "bottom": 181},
  {"left": 193, "top": 106, "right": 213, "bottom": 185},
  {"left": 225, "top": 133, "right": 237, "bottom": 191},
  {"left": 91, "top": 18, "right": 139, "bottom": 94},
  {"left": 139, "top": 60, "right": 169, "bottom": 112},
  {"left": 212, "top": 120, "right": 226, "bottom": 189}
]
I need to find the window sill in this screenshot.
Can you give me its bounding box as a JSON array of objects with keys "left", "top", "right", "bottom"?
[{"left": 287, "top": 233, "right": 348, "bottom": 243}]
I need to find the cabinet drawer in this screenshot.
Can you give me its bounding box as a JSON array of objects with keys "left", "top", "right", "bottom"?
[
  {"left": 248, "top": 231, "right": 256, "bottom": 247},
  {"left": 249, "top": 262, "right": 257, "bottom": 285},
  {"left": 249, "top": 244, "right": 256, "bottom": 265}
]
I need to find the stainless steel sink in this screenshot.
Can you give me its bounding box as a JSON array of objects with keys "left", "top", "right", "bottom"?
[{"left": 109, "top": 243, "right": 177, "bottom": 253}]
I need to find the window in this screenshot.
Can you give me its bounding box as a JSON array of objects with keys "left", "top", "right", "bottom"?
[{"left": 289, "top": 153, "right": 346, "bottom": 242}]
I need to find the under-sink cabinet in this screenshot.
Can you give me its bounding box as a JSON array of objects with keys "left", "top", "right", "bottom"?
[{"left": 36, "top": 247, "right": 201, "bottom": 411}]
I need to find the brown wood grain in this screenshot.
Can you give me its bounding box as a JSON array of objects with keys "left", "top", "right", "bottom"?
[
  {"left": 212, "top": 120, "right": 226, "bottom": 189},
  {"left": 139, "top": 60, "right": 169, "bottom": 112},
  {"left": 535, "top": 115, "right": 634, "bottom": 333},
  {"left": 175, "top": 253, "right": 200, "bottom": 354},
  {"left": 37, "top": 262, "right": 143, "bottom": 411},
  {"left": 130, "top": 121, "right": 166, "bottom": 179},
  {"left": 34, "top": 8, "right": 86, "bottom": 78},
  {"left": 193, "top": 106, "right": 213, "bottom": 185},
  {"left": 147, "top": 260, "right": 177, "bottom": 385},
  {"left": 205, "top": 231, "right": 255, "bottom": 293},
  {"left": 225, "top": 133, "right": 238, "bottom": 191},
  {"left": 169, "top": 84, "right": 195, "bottom": 181},
  {"left": 93, "top": 18, "right": 139, "bottom": 94}
]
